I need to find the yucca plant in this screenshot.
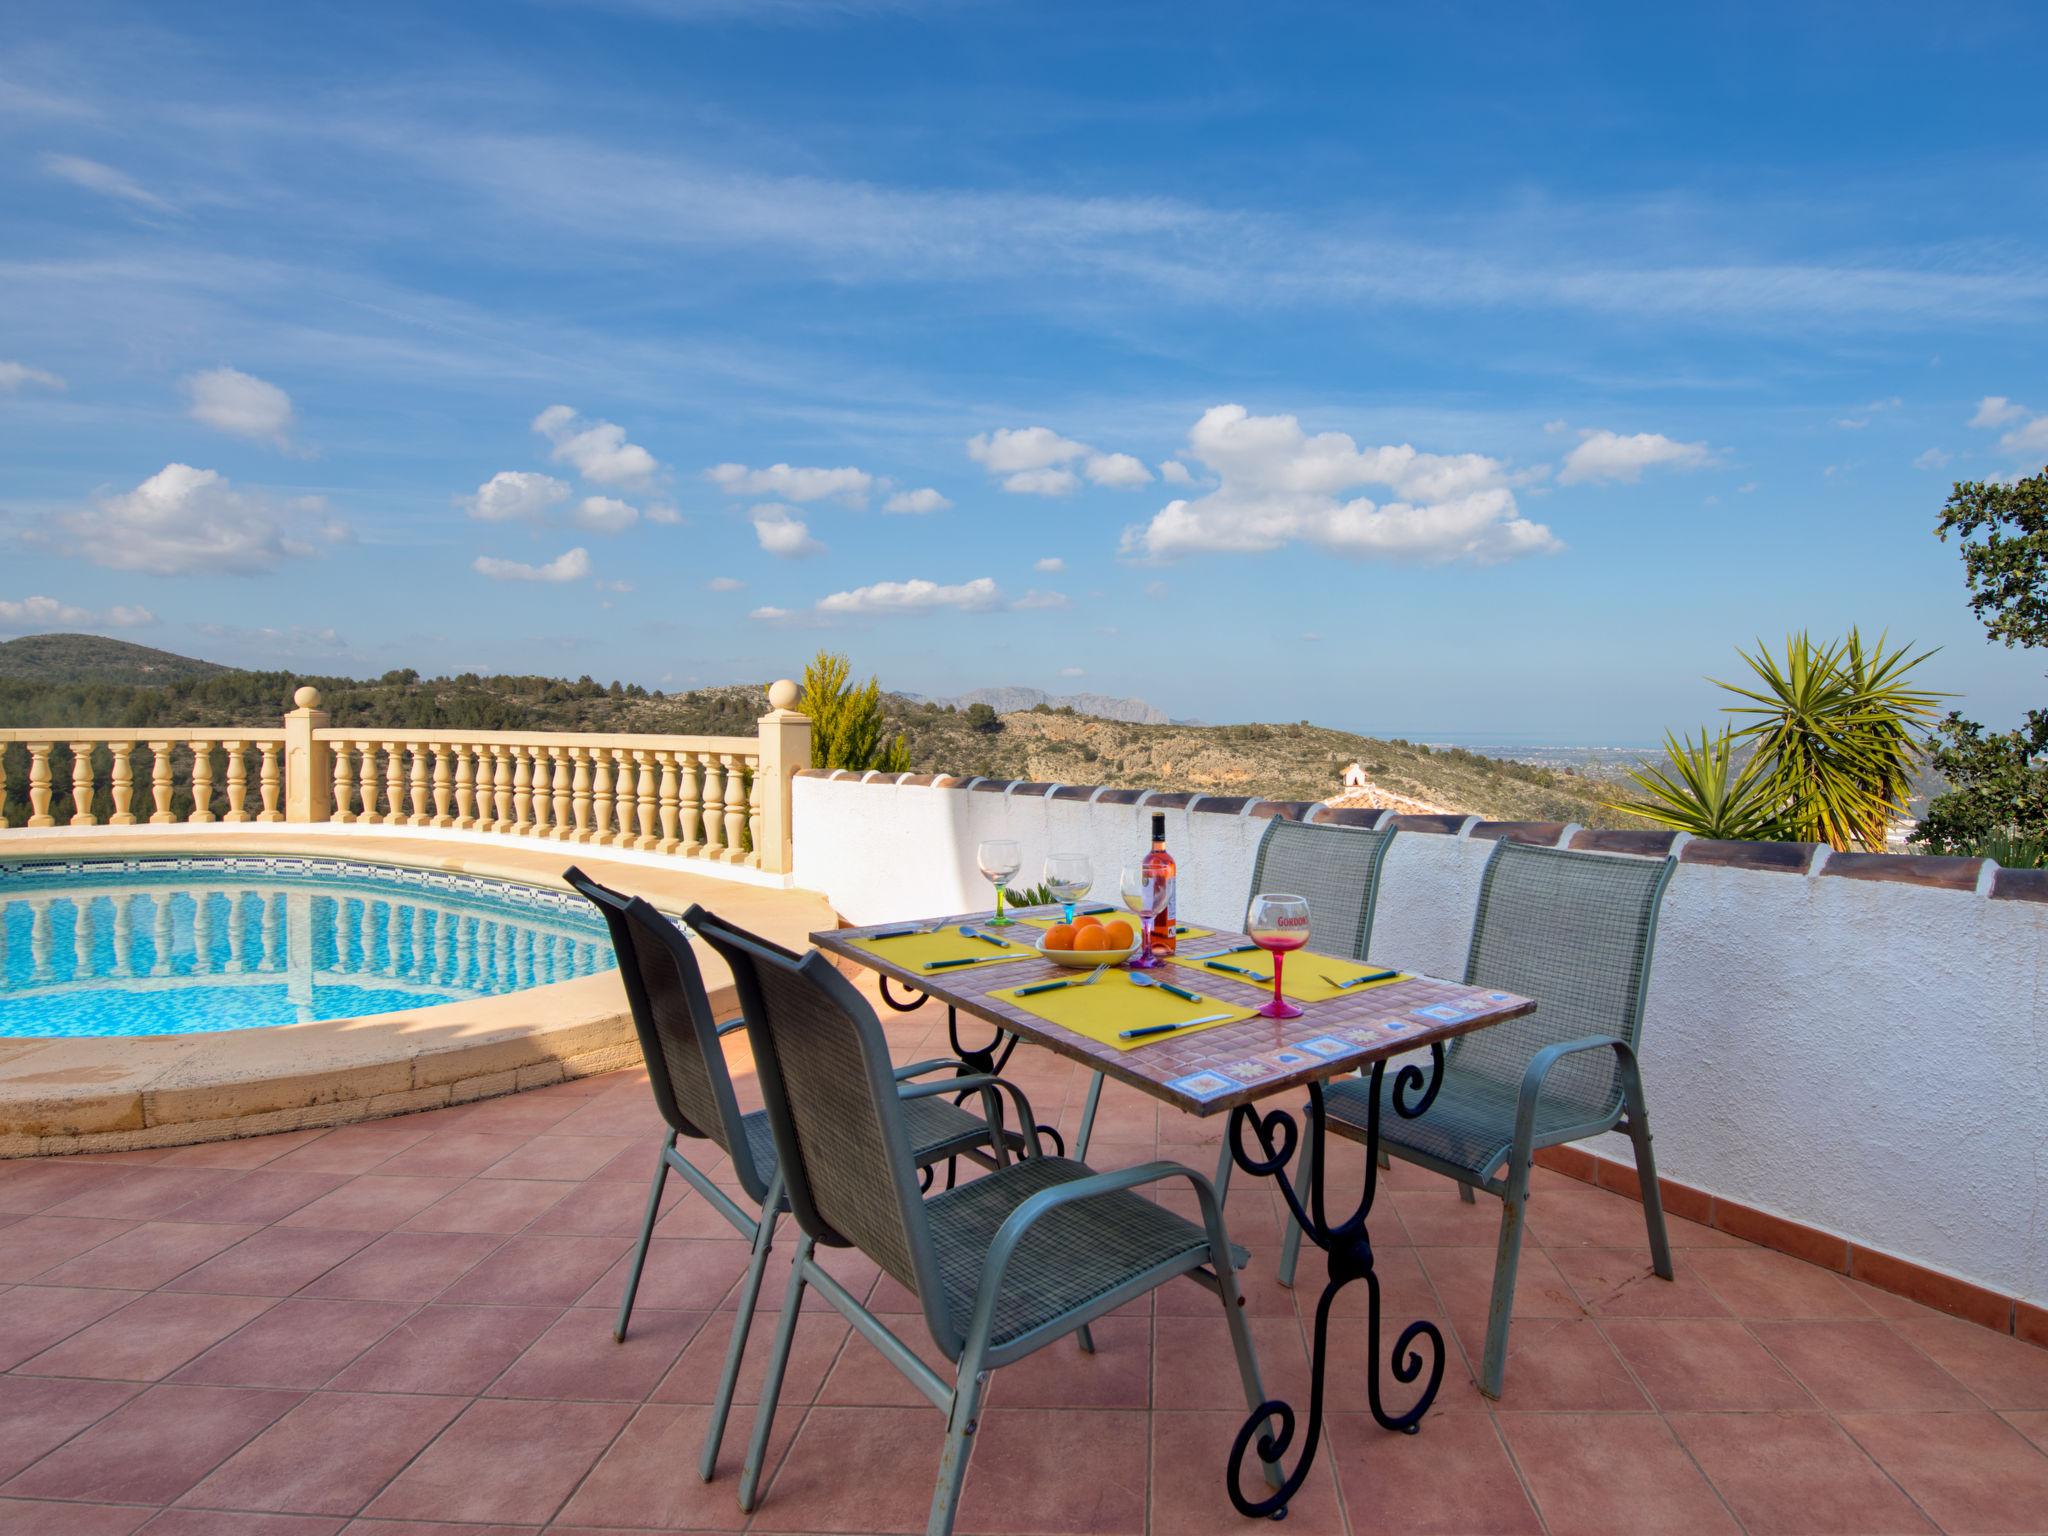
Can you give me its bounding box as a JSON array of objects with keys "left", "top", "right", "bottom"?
[
  {"left": 1608, "top": 727, "right": 1790, "bottom": 840},
  {"left": 1714, "top": 630, "right": 1944, "bottom": 850},
  {"left": 1615, "top": 630, "right": 1945, "bottom": 850}
]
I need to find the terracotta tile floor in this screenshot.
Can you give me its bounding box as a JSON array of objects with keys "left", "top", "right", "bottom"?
[{"left": 2, "top": 995, "right": 2045, "bottom": 1535}]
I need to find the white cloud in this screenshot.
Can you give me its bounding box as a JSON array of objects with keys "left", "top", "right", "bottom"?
[
  {"left": 1058, "top": 666, "right": 1085, "bottom": 677},
  {"left": 1835, "top": 417, "right": 1869, "bottom": 430},
  {"left": 749, "top": 605, "right": 795, "bottom": 622},
  {"left": 0, "top": 595, "right": 155, "bottom": 631},
  {"left": 1737, "top": 481, "right": 1759, "bottom": 493},
  {"left": 1033, "top": 556, "right": 1065, "bottom": 573},
  {"left": 750, "top": 503, "right": 823, "bottom": 557},
  {"left": 533, "top": 404, "right": 660, "bottom": 488},
  {"left": 1158, "top": 460, "right": 1193, "bottom": 486},
  {"left": 882, "top": 487, "right": 952, "bottom": 514},
  {"left": 816, "top": 576, "right": 1002, "bottom": 617},
  {"left": 968, "top": 426, "right": 1148, "bottom": 497},
  {"left": 1542, "top": 419, "right": 1570, "bottom": 434},
  {"left": 54, "top": 464, "right": 345, "bottom": 576},
  {"left": 461, "top": 470, "right": 570, "bottom": 523},
  {"left": 1969, "top": 396, "right": 2026, "bottom": 429},
  {"left": 1085, "top": 452, "right": 1152, "bottom": 488},
  {"left": 573, "top": 495, "right": 639, "bottom": 532},
  {"left": 2003, "top": 416, "right": 2048, "bottom": 457},
  {"left": 0, "top": 361, "right": 66, "bottom": 393},
  {"left": 644, "top": 501, "right": 684, "bottom": 524},
  {"left": 708, "top": 461, "right": 872, "bottom": 505},
  {"left": 1913, "top": 448, "right": 1953, "bottom": 470},
  {"left": 182, "top": 367, "right": 294, "bottom": 446},
  {"left": 1124, "top": 404, "right": 1559, "bottom": 565},
  {"left": 967, "top": 426, "right": 1089, "bottom": 475},
  {"left": 706, "top": 576, "right": 744, "bottom": 591},
  {"left": 1012, "top": 588, "right": 1070, "bottom": 610},
  {"left": 1556, "top": 428, "right": 1712, "bottom": 485},
  {"left": 471, "top": 547, "right": 592, "bottom": 582},
  {"left": 41, "top": 152, "right": 174, "bottom": 212}
]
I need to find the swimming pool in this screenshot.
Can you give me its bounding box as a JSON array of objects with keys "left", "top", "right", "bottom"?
[{"left": 0, "top": 855, "right": 618, "bottom": 1038}]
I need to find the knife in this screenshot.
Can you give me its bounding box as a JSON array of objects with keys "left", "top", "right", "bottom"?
[
  {"left": 1203, "top": 959, "right": 1267, "bottom": 979},
  {"left": 1335, "top": 969, "right": 1399, "bottom": 988},
  {"left": 1119, "top": 1012, "right": 1235, "bottom": 1040}
]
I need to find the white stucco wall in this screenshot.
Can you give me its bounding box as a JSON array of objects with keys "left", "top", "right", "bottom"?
[{"left": 791, "top": 773, "right": 2048, "bottom": 1306}]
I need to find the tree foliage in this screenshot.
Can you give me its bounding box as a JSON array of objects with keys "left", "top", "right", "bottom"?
[
  {"left": 1912, "top": 467, "right": 2048, "bottom": 863},
  {"left": 801, "top": 651, "right": 910, "bottom": 773},
  {"left": 1618, "top": 727, "right": 1789, "bottom": 841}
]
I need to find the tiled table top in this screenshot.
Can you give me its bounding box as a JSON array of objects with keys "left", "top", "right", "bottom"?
[{"left": 815, "top": 907, "right": 1535, "bottom": 1117}]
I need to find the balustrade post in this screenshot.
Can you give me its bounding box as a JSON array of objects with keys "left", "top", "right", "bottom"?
[
  {"left": 26, "top": 742, "right": 56, "bottom": 827},
  {"left": 147, "top": 740, "right": 176, "bottom": 824},
  {"left": 570, "top": 747, "right": 592, "bottom": 842},
  {"left": 747, "top": 760, "right": 763, "bottom": 866},
  {"left": 109, "top": 742, "right": 137, "bottom": 824},
  {"left": 697, "top": 751, "right": 725, "bottom": 856},
  {"left": 257, "top": 743, "right": 284, "bottom": 822},
  {"left": 677, "top": 751, "right": 704, "bottom": 854},
  {"left": 189, "top": 740, "right": 216, "bottom": 822},
  {"left": 551, "top": 746, "right": 573, "bottom": 840},
  {"left": 534, "top": 747, "right": 557, "bottom": 837},
  {"left": 382, "top": 742, "right": 404, "bottom": 830},
  {"left": 327, "top": 741, "right": 352, "bottom": 823},
  {"left": 408, "top": 744, "right": 431, "bottom": 826},
  {"left": 753, "top": 679, "right": 810, "bottom": 874},
  {"left": 589, "top": 749, "right": 613, "bottom": 844},
  {"left": 69, "top": 741, "right": 97, "bottom": 826},
  {"left": 493, "top": 745, "right": 517, "bottom": 832},
  {"left": 354, "top": 743, "right": 379, "bottom": 823},
  {"left": 283, "top": 687, "right": 333, "bottom": 822},
  {"left": 454, "top": 746, "right": 476, "bottom": 828},
  {"left": 633, "top": 749, "right": 658, "bottom": 850},
  {"left": 431, "top": 744, "right": 454, "bottom": 827},
  {"left": 720, "top": 754, "right": 747, "bottom": 862},
  {"left": 657, "top": 751, "right": 680, "bottom": 854},
  {"left": 226, "top": 741, "right": 253, "bottom": 823},
  {"left": 509, "top": 745, "right": 533, "bottom": 835}
]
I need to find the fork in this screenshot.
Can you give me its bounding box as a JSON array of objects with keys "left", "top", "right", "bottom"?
[
  {"left": 1015, "top": 961, "right": 1110, "bottom": 997},
  {"left": 1129, "top": 972, "right": 1204, "bottom": 1004}
]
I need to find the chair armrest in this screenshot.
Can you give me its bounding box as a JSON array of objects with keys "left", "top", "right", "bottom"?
[
  {"left": 716, "top": 1016, "right": 748, "bottom": 1037},
  {"left": 1512, "top": 1034, "right": 1634, "bottom": 1154},
  {"left": 891, "top": 1057, "right": 979, "bottom": 1082},
  {"left": 895, "top": 1074, "right": 1045, "bottom": 1158},
  {"left": 964, "top": 1160, "right": 1228, "bottom": 1355}
]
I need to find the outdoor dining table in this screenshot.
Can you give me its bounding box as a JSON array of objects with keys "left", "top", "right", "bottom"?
[{"left": 813, "top": 905, "right": 1536, "bottom": 1521}]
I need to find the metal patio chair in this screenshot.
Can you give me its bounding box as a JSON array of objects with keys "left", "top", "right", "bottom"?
[
  {"left": 564, "top": 868, "right": 1011, "bottom": 1482},
  {"left": 689, "top": 906, "right": 1280, "bottom": 1536},
  {"left": 1276, "top": 839, "right": 1678, "bottom": 1397}
]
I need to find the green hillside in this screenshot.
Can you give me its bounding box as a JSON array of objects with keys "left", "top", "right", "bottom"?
[{"left": 0, "top": 636, "right": 1628, "bottom": 826}]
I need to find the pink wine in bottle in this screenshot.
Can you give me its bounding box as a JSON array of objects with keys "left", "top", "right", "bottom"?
[{"left": 1144, "top": 812, "right": 1177, "bottom": 959}]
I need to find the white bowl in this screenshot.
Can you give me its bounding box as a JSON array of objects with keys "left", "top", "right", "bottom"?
[{"left": 1035, "top": 931, "right": 1140, "bottom": 967}]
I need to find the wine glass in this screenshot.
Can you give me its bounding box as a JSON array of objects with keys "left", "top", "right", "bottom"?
[
  {"left": 1120, "top": 862, "right": 1164, "bottom": 970},
  {"left": 1043, "top": 853, "right": 1093, "bottom": 925},
  {"left": 977, "top": 839, "right": 1022, "bottom": 926},
  {"left": 1245, "top": 892, "right": 1311, "bottom": 1020}
]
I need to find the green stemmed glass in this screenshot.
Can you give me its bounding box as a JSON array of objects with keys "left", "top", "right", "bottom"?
[{"left": 978, "top": 839, "right": 1022, "bottom": 926}]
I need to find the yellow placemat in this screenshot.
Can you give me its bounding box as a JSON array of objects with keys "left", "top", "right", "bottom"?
[
  {"left": 988, "top": 969, "right": 1257, "bottom": 1051},
  {"left": 1170, "top": 948, "right": 1410, "bottom": 1004},
  {"left": 848, "top": 927, "right": 1041, "bottom": 974},
  {"left": 1014, "top": 909, "right": 1210, "bottom": 941}
]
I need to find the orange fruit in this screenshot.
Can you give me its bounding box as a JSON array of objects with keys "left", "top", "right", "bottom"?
[
  {"left": 1072, "top": 914, "right": 1103, "bottom": 932},
  {"left": 1043, "top": 924, "right": 1077, "bottom": 950},
  {"left": 1074, "top": 926, "right": 1115, "bottom": 951},
  {"left": 1100, "top": 920, "right": 1135, "bottom": 947}
]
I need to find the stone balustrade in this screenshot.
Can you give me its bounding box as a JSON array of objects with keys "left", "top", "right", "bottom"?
[{"left": 0, "top": 678, "right": 814, "bottom": 874}]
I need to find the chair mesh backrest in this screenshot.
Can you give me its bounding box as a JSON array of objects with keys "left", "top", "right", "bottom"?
[
  {"left": 689, "top": 909, "right": 933, "bottom": 1304},
  {"left": 1453, "top": 842, "right": 1676, "bottom": 1123},
  {"left": 1247, "top": 819, "right": 1394, "bottom": 961},
  {"left": 564, "top": 868, "right": 755, "bottom": 1184}
]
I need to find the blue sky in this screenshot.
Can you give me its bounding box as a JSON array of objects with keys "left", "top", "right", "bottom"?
[{"left": 4, "top": 0, "right": 2048, "bottom": 744}]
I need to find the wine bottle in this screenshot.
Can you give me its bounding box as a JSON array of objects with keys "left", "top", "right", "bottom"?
[{"left": 1143, "top": 812, "right": 1177, "bottom": 958}]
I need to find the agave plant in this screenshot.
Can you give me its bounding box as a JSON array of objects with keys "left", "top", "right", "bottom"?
[
  {"left": 1713, "top": 630, "right": 1944, "bottom": 851},
  {"left": 1608, "top": 727, "right": 1790, "bottom": 840}
]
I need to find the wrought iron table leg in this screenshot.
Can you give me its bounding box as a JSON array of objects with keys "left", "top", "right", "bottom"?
[{"left": 1223, "top": 1044, "right": 1448, "bottom": 1521}]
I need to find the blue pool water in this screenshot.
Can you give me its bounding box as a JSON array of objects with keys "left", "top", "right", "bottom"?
[{"left": 0, "top": 855, "right": 617, "bottom": 1038}]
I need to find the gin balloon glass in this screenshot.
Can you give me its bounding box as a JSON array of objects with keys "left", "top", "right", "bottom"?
[
  {"left": 1120, "top": 862, "right": 1165, "bottom": 970},
  {"left": 1245, "top": 892, "right": 1310, "bottom": 1020},
  {"left": 977, "top": 839, "right": 1022, "bottom": 926},
  {"left": 1043, "top": 853, "right": 1093, "bottom": 925}
]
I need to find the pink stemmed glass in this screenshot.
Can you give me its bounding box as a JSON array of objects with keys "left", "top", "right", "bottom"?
[{"left": 1245, "top": 892, "right": 1310, "bottom": 1020}]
